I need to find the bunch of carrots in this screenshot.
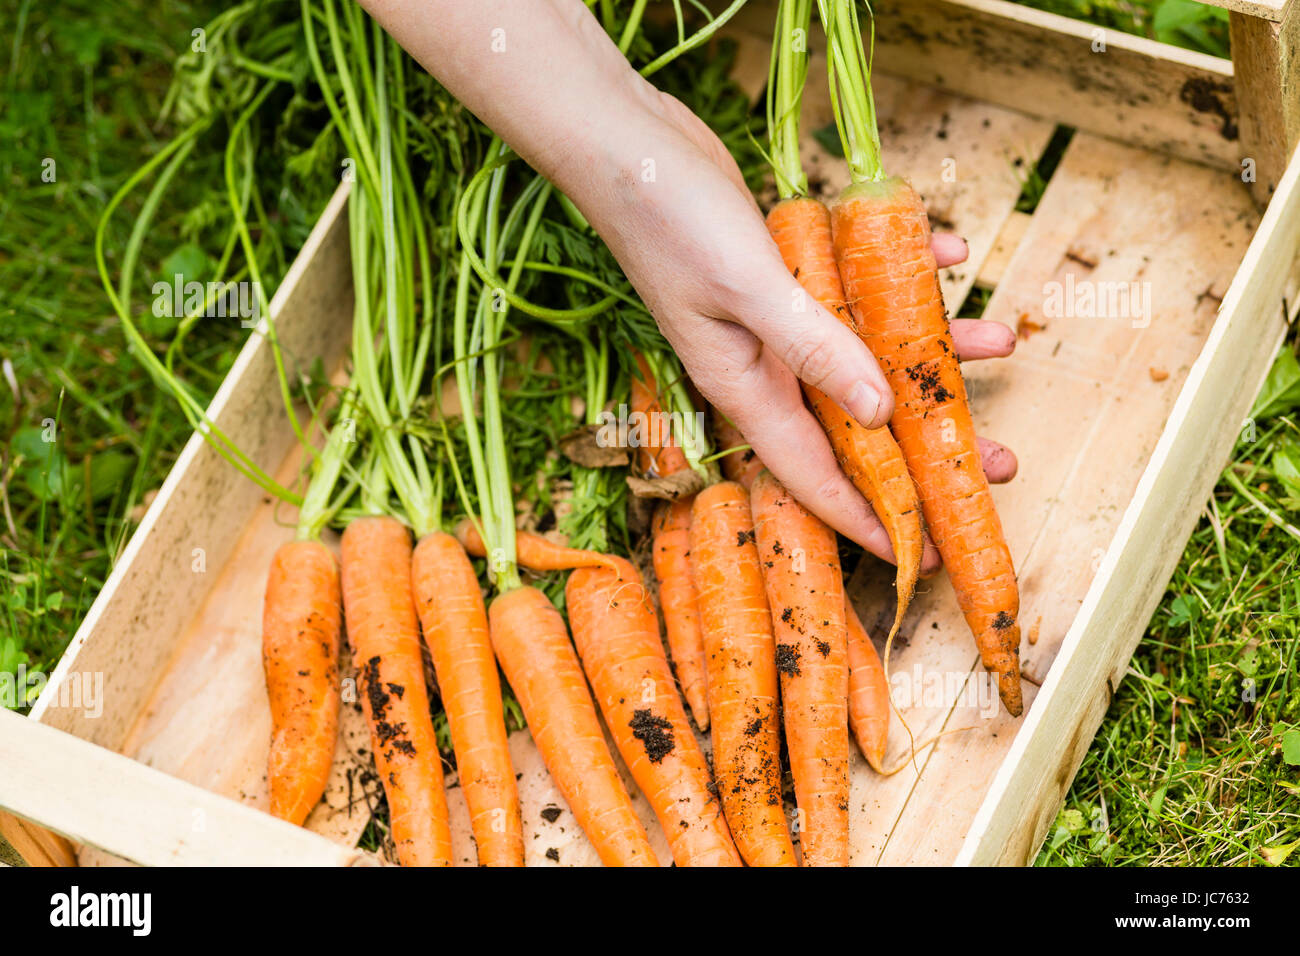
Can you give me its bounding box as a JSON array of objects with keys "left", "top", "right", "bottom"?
[{"left": 103, "top": 0, "right": 1022, "bottom": 866}]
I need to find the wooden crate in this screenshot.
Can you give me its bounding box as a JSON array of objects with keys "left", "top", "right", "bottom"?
[{"left": 3, "top": 0, "right": 1299, "bottom": 866}]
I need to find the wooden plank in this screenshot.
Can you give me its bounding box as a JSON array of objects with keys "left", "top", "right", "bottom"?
[
  {"left": 114, "top": 438, "right": 373, "bottom": 858},
  {"left": 975, "top": 211, "right": 1033, "bottom": 290},
  {"left": 0, "top": 710, "right": 376, "bottom": 867},
  {"left": 0, "top": 812, "right": 77, "bottom": 867},
  {"left": 841, "top": 133, "right": 1260, "bottom": 865},
  {"left": 1199, "top": 0, "right": 1289, "bottom": 21},
  {"left": 959, "top": 144, "right": 1300, "bottom": 866},
  {"left": 728, "top": 0, "right": 1241, "bottom": 170},
  {"left": 29, "top": 181, "right": 355, "bottom": 751},
  {"left": 444, "top": 730, "right": 678, "bottom": 866},
  {"left": 1230, "top": 5, "right": 1300, "bottom": 203}
]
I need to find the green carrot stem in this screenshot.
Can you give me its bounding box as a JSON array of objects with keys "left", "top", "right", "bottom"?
[
  {"left": 94, "top": 116, "right": 300, "bottom": 505},
  {"left": 817, "top": 0, "right": 886, "bottom": 183},
  {"left": 618, "top": 0, "right": 650, "bottom": 53},
  {"left": 225, "top": 80, "right": 309, "bottom": 452},
  {"left": 296, "top": 387, "right": 361, "bottom": 540},
  {"left": 639, "top": 0, "right": 750, "bottom": 76},
  {"left": 768, "top": 0, "right": 813, "bottom": 199}
]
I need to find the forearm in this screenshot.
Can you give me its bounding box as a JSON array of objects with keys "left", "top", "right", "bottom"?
[{"left": 355, "top": 0, "right": 656, "bottom": 206}]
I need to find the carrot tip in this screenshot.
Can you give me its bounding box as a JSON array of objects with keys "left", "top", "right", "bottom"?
[{"left": 999, "top": 674, "right": 1024, "bottom": 717}]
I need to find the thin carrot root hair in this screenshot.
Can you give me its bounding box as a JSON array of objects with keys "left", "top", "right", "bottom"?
[
  {"left": 868, "top": 599, "right": 978, "bottom": 778},
  {"left": 875, "top": 724, "right": 979, "bottom": 777}
]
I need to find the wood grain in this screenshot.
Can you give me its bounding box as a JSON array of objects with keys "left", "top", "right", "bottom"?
[
  {"left": 960, "top": 142, "right": 1299, "bottom": 865},
  {"left": 1229, "top": 5, "right": 1300, "bottom": 203},
  {"left": 727, "top": 0, "right": 1241, "bottom": 170},
  {"left": 845, "top": 134, "right": 1261, "bottom": 866}
]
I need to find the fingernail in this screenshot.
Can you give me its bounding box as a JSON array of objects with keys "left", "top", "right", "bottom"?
[{"left": 845, "top": 382, "right": 883, "bottom": 428}]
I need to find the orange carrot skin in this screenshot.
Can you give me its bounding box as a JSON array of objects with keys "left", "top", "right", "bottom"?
[
  {"left": 766, "top": 197, "right": 922, "bottom": 639},
  {"left": 567, "top": 557, "right": 742, "bottom": 867},
  {"left": 263, "top": 539, "right": 341, "bottom": 826},
  {"left": 341, "top": 517, "right": 452, "bottom": 866},
  {"left": 651, "top": 498, "right": 710, "bottom": 730},
  {"left": 488, "top": 585, "right": 659, "bottom": 867},
  {"left": 750, "top": 470, "right": 850, "bottom": 866},
  {"left": 690, "top": 482, "right": 797, "bottom": 867},
  {"left": 709, "top": 409, "right": 763, "bottom": 490},
  {"left": 831, "top": 178, "right": 1022, "bottom": 716},
  {"left": 411, "top": 533, "right": 523, "bottom": 867},
  {"left": 454, "top": 518, "right": 618, "bottom": 573},
  {"left": 845, "top": 595, "right": 890, "bottom": 773},
  {"left": 631, "top": 352, "right": 691, "bottom": 478}
]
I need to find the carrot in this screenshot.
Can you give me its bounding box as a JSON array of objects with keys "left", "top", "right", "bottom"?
[
  {"left": 690, "top": 481, "right": 797, "bottom": 866},
  {"left": 709, "top": 408, "right": 763, "bottom": 490},
  {"left": 844, "top": 593, "right": 891, "bottom": 772},
  {"left": 651, "top": 498, "right": 710, "bottom": 730},
  {"left": 749, "top": 469, "right": 850, "bottom": 866},
  {"left": 817, "top": 0, "right": 1022, "bottom": 715},
  {"left": 631, "top": 351, "right": 691, "bottom": 478},
  {"left": 831, "top": 182, "right": 1022, "bottom": 716},
  {"left": 567, "top": 556, "right": 742, "bottom": 866},
  {"left": 262, "top": 540, "right": 341, "bottom": 826},
  {"left": 341, "top": 516, "right": 452, "bottom": 866},
  {"left": 488, "top": 585, "right": 659, "bottom": 866},
  {"left": 630, "top": 361, "right": 712, "bottom": 731},
  {"left": 766, "top": 196, "right": 922, "bottom": 643},
  {"left": 454, "top": 517, "right": 618, "bottom": 573},
  {"left": 411, "top": 532, "right": 523, "bottom": 867}
]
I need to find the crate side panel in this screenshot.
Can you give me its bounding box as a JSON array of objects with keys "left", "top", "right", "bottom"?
[
  {"left": 729, "top": 0, "right": 1240, "bottom": 170},
  {"left": 843, "top": 136, "right": 1258, "bottom": 866},
  {"left": 0, "top": 710, "right": 370, "bottom": 867},
  {"left": 960, "top": 147, "right": 1300, "bottom": 866},
  {"left": 114, "top": 430, "right": 372, "bottom": 852}
]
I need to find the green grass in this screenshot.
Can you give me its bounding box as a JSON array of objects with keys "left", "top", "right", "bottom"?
[
  {"left": 1007, "top": 0, "right": 1300, "bottom": 869},
  {"left": 2, "top": 0, "right": 1295, "bottom": 867},
  {"left": 1, "top": 0, "right": 235, "bottom": 691},
  {"left": 1037, "top": 355, "right": 1300, "bottom": 866}
]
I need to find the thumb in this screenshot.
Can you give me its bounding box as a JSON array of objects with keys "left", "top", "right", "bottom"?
[{"left": 735, "top": 265, "right": 894, "bottom": 429}]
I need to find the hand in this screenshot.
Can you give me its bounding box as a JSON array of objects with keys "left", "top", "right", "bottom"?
[
  {"left": 367, "top": 0, "right": 1017, "bottom": 567},
  {"left": 572, "top": 88, "right": 1016, "bottom": 569}
]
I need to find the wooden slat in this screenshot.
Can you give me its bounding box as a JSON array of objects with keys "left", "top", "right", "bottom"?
[
  {"left": 842, "top": 133, "right": 1260, "bottom": 865},
  {"left": 959, "top": 143, "right": 1300, "bottom": 866},
  {"left": 975, "top": 211, "right": 1033, "bottom": 290},
  {"left": 728, "top": 0, "right": 1240, "bottom": 170},
  {"left": 1229, "top": 5, "right": 1300, "bottom": 203},
  {"left": 0, "top": 711, "right": 375, "bottom": 867},
  {"left": 1199, "top": 0, "right": 1289, "bottom": 21},
  {"left": 0, "top": 812, "right": 77, "bottom": 867}
]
